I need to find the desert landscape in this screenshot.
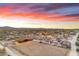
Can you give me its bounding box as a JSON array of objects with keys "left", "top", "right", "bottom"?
[
  {"left": 0, "top": 3, "right": 79, "bottom": 56},
  {"left": 0, "top": 27, "right": 79, "bottom": 56}
]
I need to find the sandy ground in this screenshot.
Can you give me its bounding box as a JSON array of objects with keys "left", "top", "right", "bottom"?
[{"left": 10, "top": 41, "right": 69, "bottom": 56}]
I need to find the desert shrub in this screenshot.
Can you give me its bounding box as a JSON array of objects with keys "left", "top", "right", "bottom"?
[{"left": 76, "top": 41, "right": 79, "bottom": 46}]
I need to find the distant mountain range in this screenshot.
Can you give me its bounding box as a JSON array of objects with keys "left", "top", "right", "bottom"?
[
  {"left": 0, "top": 26, "right": 64, "bottom": 30},
  {"left": 0, "top": 26, "right": 17, "bottom": 29}
]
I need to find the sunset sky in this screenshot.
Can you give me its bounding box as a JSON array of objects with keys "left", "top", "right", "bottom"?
[{"left": 0, "top": 3, "right": 79, "bottom": 29}]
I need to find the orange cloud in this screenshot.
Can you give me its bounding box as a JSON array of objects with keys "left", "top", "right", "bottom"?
[
  {"left": 0, "top": 5, "right": 79, "bottom": 22},
  {"left": 0, "top": 13, "right": 79, "bottom": 22}
]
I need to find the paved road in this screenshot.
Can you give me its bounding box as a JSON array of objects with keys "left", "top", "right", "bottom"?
[{"left": 68, "top": 33, "right": 79, "bottom": 56}]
